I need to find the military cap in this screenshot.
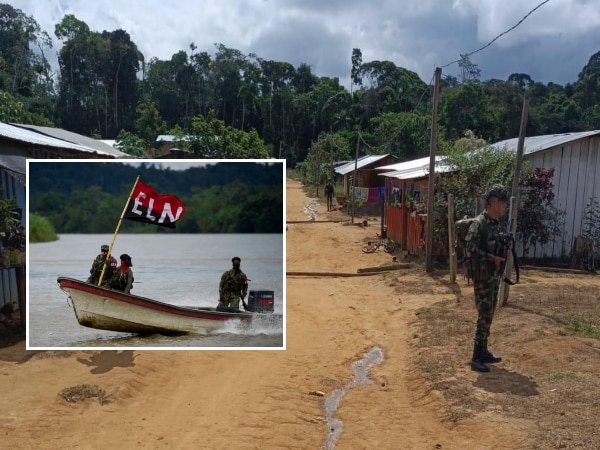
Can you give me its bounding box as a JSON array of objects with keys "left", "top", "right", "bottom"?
[
  {"left": 231, "top": 256, "right": 241, "bottom": 263},
  {"left": 101, "top": 244, "right": 109, "bottom": 251},
  {"left": 485, "top": 185, "right": 509, "bottom": 202}
]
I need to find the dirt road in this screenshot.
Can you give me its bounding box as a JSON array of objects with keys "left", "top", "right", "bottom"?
[{"left": 0, "top": 178, "right": 534, "bottom": 449}]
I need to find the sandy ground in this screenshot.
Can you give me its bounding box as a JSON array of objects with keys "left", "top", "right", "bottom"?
[{"left": 1, "top": 179, "right": 538, "bottom": 449}]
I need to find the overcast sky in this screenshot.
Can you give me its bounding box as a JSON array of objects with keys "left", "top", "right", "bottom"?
[{"left": 10, "top": 0, "right": 600, "bottom": 87}]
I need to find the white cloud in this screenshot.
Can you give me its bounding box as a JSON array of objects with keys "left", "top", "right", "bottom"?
[{"left": 8, "top": 0, "right": 600, "bottom": 85}]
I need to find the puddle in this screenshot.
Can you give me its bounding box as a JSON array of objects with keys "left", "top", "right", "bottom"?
[{"left": 323, "top": 346, "right": 384, "bottom": 450}]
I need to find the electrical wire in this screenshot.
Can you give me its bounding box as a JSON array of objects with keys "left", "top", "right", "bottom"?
[{"left": 442, "top": 0, "right": 552, "bottom": 68}]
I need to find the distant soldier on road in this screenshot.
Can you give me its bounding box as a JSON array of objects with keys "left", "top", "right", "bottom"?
[
  {"left": 87, "top": 244, "right": 117, "bottom": 287},
  {"left": 324, "top": 180, "right": 334, "bottom": 211},
  {"left": 465, "top": 185, "right": 509, "bottom": 372},
  {"left": 218, "top": 257, "right": 248, "bottom": 312}
]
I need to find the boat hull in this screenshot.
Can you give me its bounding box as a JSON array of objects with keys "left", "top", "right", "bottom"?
[{"left": 57, "top": 277, "right": 254, "bottom": 335}]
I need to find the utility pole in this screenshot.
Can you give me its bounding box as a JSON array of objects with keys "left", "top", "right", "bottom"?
[
  {"left": 426, "top": 67, "right": 442, "bottom": 273},
  {"left": 499, "top": 94, "right": 529, "bottom": 306},
  {"left": 448, "top": 193, "right": 456, "bottom": 283},
  {"left": 351, "top": 132, "right": 360, "bottom": 224}
]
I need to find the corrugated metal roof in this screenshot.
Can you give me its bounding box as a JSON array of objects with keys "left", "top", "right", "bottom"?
[
  {"left": 376, "top": 156, "right": 430, "bottom": 172},
  {"left": 156, "top": 135, "right": 175, "bottom": 142},
  {"left": 11, "top": 123, "right": 127, "bottom": 157},
  {"left": 377, "top": 156, "right": 451, "bottom": 180},
  {"left": 156, "top": 135, "right": 194, "bottom": 142},
  {"left": 0, "top": 122, "right": 123, "bottom": 157},
  {"left": 0, "top": 148, "right": 29, "bottom": 174},
  {"left": 334, "top": 154, "right": 391, "bottom": 175},
  {"left": 490, "top": 131, "right": 600, "bottom": 155},
  {"left": 98, "top": 139, "right": 117, "bottom": 148}
]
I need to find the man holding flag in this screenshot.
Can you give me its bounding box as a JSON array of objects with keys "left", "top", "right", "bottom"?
[{"left": 97, "top": 178, "right": 187, "bottom": 286}]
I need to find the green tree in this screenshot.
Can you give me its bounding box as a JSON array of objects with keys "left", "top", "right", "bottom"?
[
  {"left": 350, "top": 48, "right": 363, "bottom": 94},
  {"left": 134, "top": 99, "right": 167, "bottom": 144},
  {"left": 55, "top": 15, "right": 142, "bottom": 137},
  {"left": 440, "top": 81, "right": 494, "bottom": 141},
  {"left": 115, "top": 130, "right": 149, "bottom": 157},
  {"left": 187, "top": 114, "right": 269, "bottom": 158},
  {"left": 0, "top": 197, "right": 20, "bottom": 248},
  {"left": 458, "top": 54, "right": 481, "bottom": 83},
  {"left": 0, "top": 4, "right": 50, "bottom": 97},
  {"left": 369, "top": 111, "right": 430, "bottom": 159}
]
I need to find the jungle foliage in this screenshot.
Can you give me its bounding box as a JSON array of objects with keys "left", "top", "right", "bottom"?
[{"left": 1, "top": 4, "right": 600, "bottom": 162}]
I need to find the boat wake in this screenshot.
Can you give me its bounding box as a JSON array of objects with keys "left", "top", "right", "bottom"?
[{"left": 212, "top": 314, "right": 283, "bottom": 336}]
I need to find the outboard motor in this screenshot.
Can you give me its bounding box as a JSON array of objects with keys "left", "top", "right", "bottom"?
[{"left": 247, "top": 290, "right": 275, "bottom": 313}]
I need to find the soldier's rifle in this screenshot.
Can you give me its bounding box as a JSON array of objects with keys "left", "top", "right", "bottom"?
[{"left": 498, "top": 219, "right": 519, "bottom": 286}]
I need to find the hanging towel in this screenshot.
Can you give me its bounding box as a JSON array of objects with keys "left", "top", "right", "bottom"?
[
  {"left": 354, "top": 187, "right": 368, "bottom": 202},
  {"left": 367, "top": 187, "right": 380, "bottom": 204}
]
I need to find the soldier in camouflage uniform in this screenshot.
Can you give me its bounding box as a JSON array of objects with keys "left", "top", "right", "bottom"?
[
  {"left": 465, "top": 185, "right": 509, "bottom": 372},
  {"left": 218, "top": 257, "right": 248, "bottom": 312},
  {"left": 111, "top": 254, "right": 134, "bottom": 294},
  {"left": 87, "top": 244, "right": 117, "bottom": 287}
]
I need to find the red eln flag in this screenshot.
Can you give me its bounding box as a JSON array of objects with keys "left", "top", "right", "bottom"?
[{"left": 123, "top": 179, "right": 186, "bottom": 228}]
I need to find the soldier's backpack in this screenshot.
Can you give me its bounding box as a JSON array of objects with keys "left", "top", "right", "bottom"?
[
  {"left": 454, "top": 216, "right": 520, "bottom": 285},
  {"left": 455, "top": 217, "right": 478, "bottom": 283}
]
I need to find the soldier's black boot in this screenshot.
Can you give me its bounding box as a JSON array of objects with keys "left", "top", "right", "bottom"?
[
  {"left": 481, "top": 346, "right": 502, "bottom": 363},
  {"left": 470, "top": 344, "right": 490, "bottom": 372}
]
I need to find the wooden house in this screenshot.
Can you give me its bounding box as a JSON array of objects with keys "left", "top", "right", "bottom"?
[
  {"left": 334, "top": 154, "right": 400, "bottom": 216},
  {"left": 490, "top": 130, "right": 600, "bottom": 259},
  {"left": 377, "top": 131, "right": 600, "bottom": 260},
  {"left": 377, "top": 157, "right": 448, "bottom": 256},
  {"left": 0, "top": 121, "right": 127, "bottom": 330}
]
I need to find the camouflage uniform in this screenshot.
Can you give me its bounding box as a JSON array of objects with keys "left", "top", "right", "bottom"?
[
  {"left": 465, "top": 213, "right": 502, "bottom": 349},
  {"left": 218, "top": 266, "right": 248, "bottom": 312},
  {"left": 87, "top": 248, "right": 117, "bottom": 287},
  {"left": 465, "top": 184, "right": 509, "bottom": 372},
  {"left": 112, "top": 268, "right": 134, "bottom": 294},
  {"left": 111, "top": 254, "right": 134, "bottom": 294}
]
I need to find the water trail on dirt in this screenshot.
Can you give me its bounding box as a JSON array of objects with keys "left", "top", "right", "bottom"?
[
  {"left": 304, "top": 199, "right": 319, "bottom": 221},
  {"left": 323, "top": 346, "right": 384, "bottom": 450}
]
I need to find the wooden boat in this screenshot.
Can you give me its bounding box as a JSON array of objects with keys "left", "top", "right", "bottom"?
[{"left": 57, "top": 277, "right": 276, "bottom": 335}]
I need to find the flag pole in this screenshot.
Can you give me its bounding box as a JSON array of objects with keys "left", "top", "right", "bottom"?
[{"left": 98, "top": 176, "right": 140, "bottom": 286}]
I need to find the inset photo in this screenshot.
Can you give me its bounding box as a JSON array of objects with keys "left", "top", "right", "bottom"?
[{"left": 27, "top": 159, "right": 285, "bottom": 350}]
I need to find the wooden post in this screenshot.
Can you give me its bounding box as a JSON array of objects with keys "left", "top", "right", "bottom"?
[
  {"left": 500, "top": 95, "right": 528, "bottom": 306},
  {"left": 351, "top": 132, "right": 360, "bottom": 224},
  {"left": 448, "top": 194, "right": 457, "bottom": 283},
  {"left": 426, "top": 67, "right": 442, "bottom": 273},
  {"left": 499, "top": 197, "right": 517, "bottom": 306},
  {"left": 381, "top": 188, "right": 385, "bottom": 236},
  {"left": 17, "top": 265, "right": 26, "bottom": 328}
]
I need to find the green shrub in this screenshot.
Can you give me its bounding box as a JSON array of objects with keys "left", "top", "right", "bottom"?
[{"left": 29, "top": 213, "right": 58, "bottom": 243}]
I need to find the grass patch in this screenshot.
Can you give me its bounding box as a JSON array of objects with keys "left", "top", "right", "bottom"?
[
  {"left": 533, "top": 329, "right": 548, "bottom": 339},
  {"left": 407, "top": 273, "right": 600, "bottom": 448},
  {"left": 60, "top": 384, "right": 110, "bottom": 405},
  {"left": 547, "top": 371, "right": 578, "bottom": 381},
  {"left": 564, "top": 317, "right": 600, "bottom": 339}
]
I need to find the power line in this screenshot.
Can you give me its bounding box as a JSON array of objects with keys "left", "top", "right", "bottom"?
[{"left": 442, "top": 0, "right": 552, "bottom": 68}]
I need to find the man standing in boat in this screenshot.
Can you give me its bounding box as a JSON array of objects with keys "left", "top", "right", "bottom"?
[
  {"left": 218, "top": 257, "right": 248, "bottom": 312},
  {"left": 87, "top": 244, "right": 117, "bottom": 287}
]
